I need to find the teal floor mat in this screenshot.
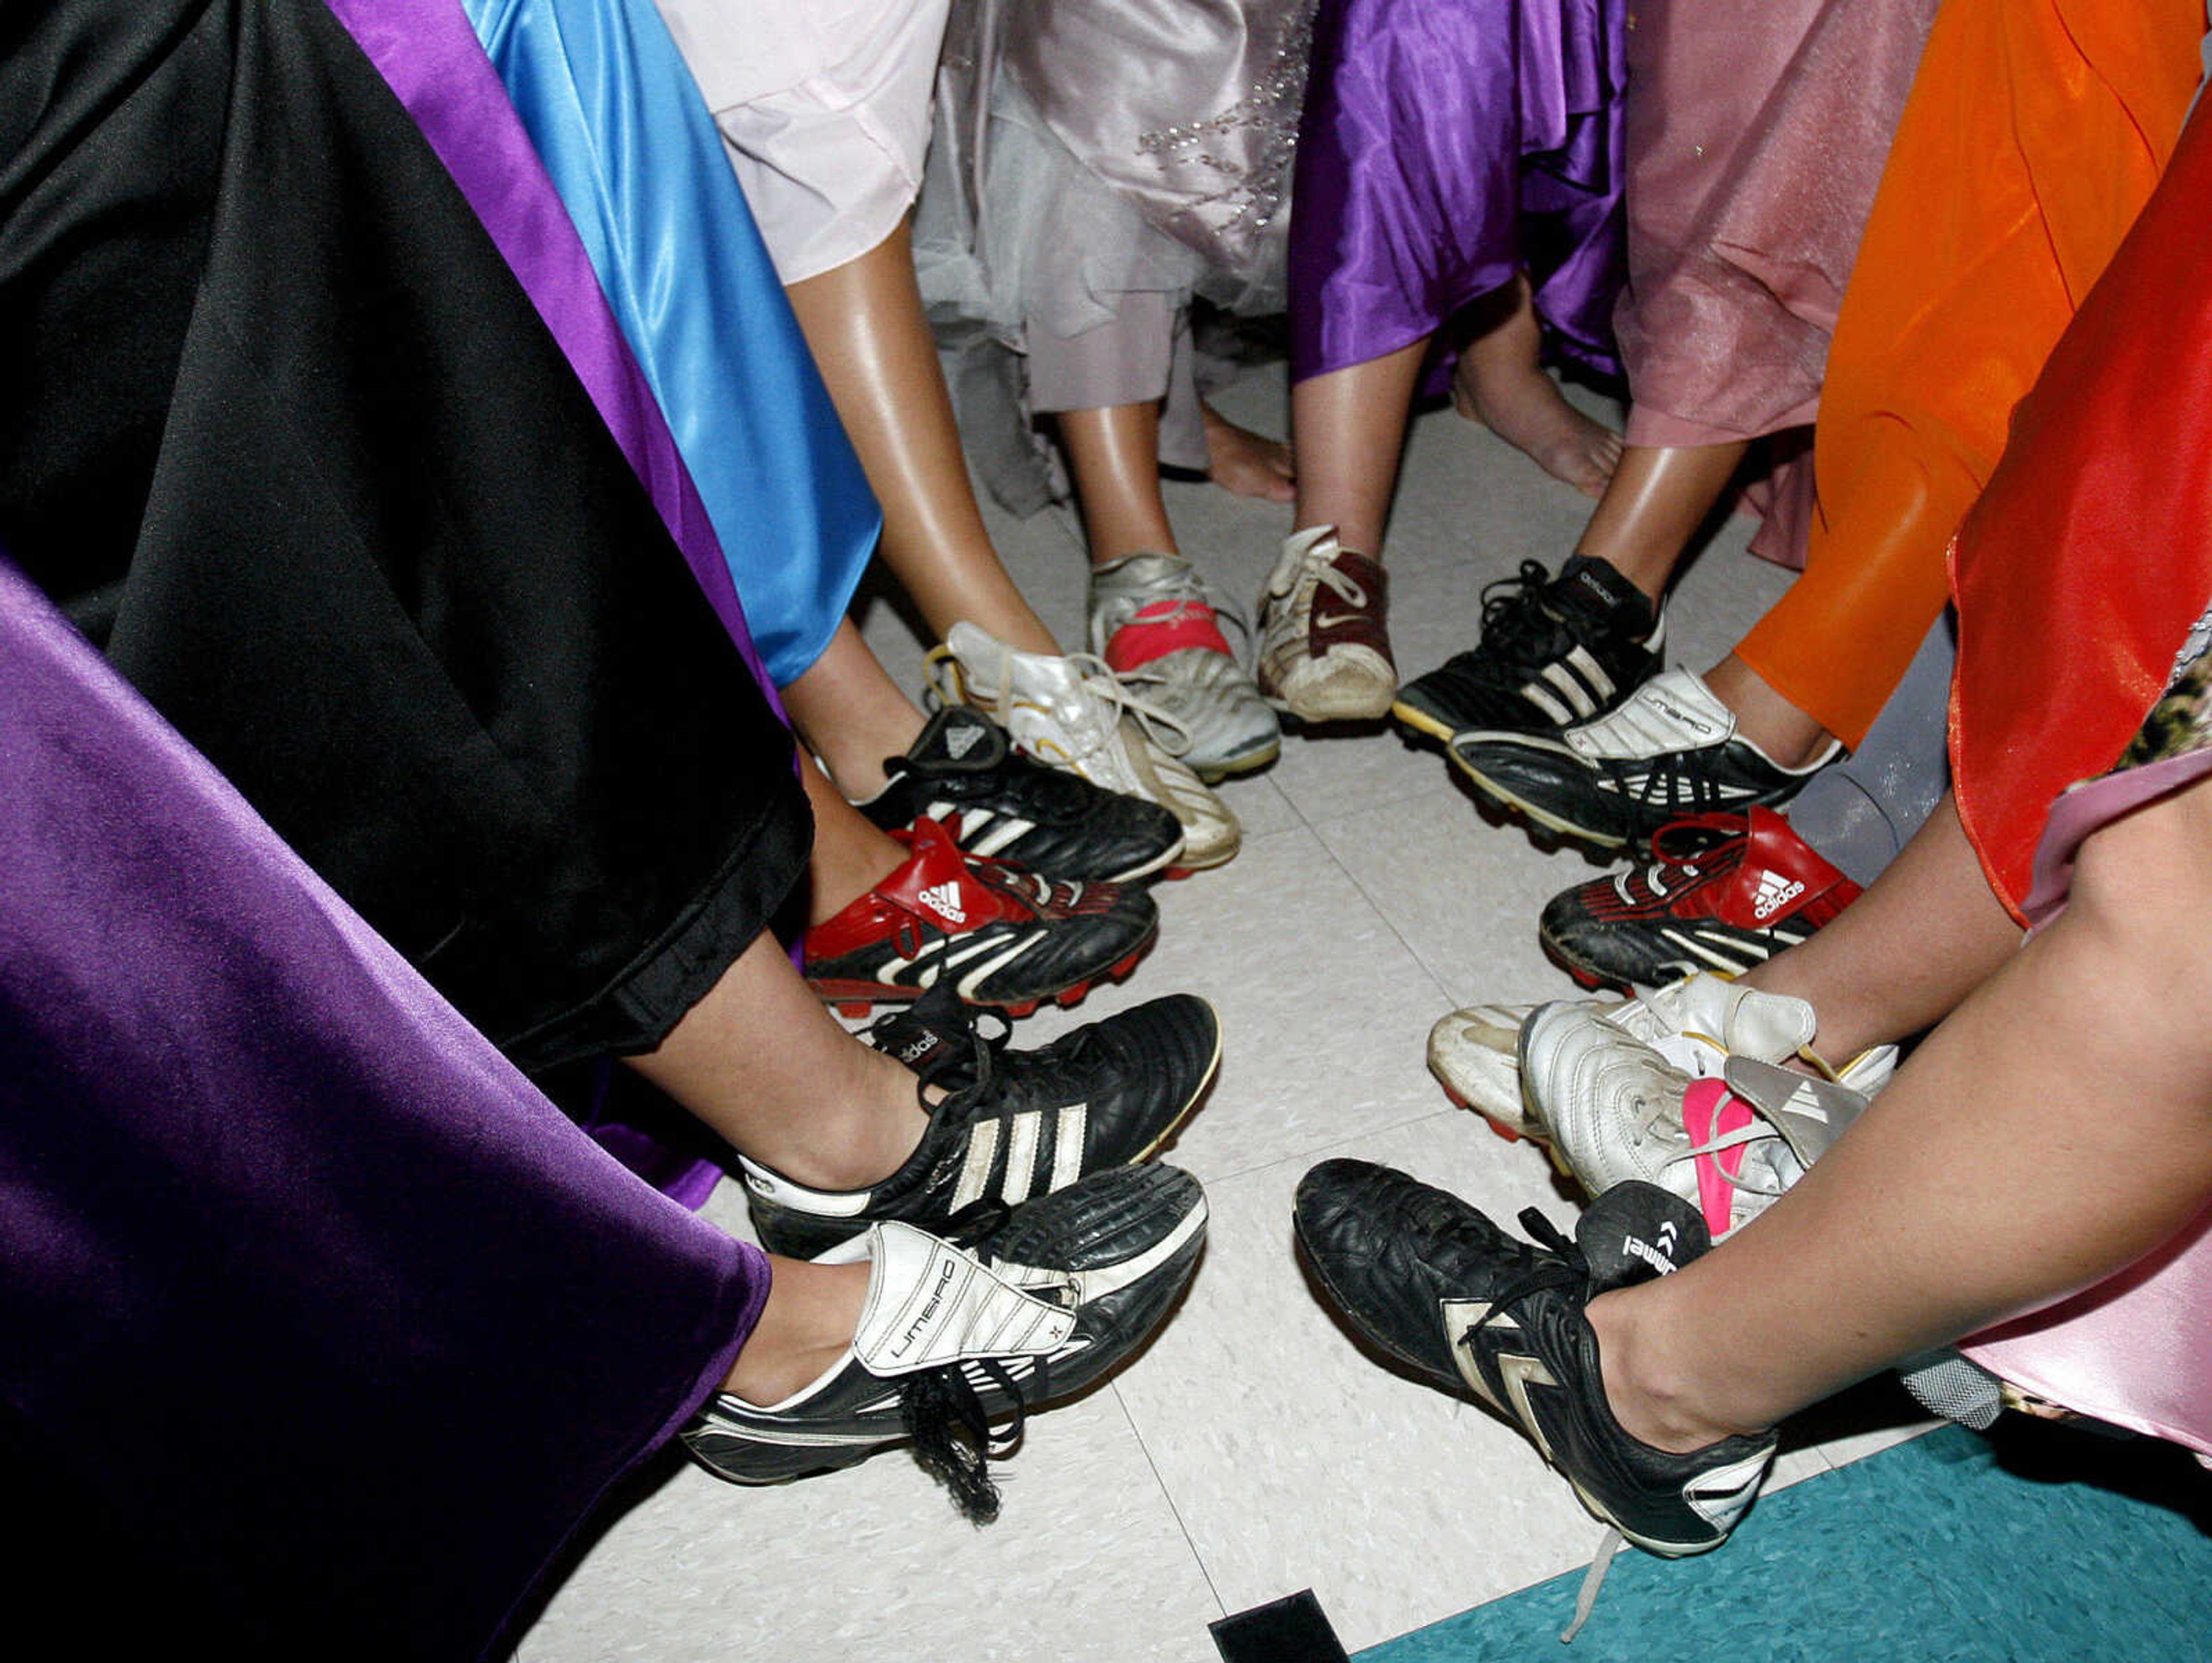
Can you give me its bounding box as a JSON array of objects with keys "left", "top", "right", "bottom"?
[{"left": 1358, "top": 1421, "right": 2212, "bottom": 1661}]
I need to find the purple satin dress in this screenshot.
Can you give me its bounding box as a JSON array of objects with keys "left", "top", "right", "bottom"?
[{"left": 1289, "top": 0, "right": 1627, "bottom": 385}]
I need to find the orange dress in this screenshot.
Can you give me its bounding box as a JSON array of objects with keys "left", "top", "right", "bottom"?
[{"left": 1732, "top": 0, "right": 2205, "bottom": 750}]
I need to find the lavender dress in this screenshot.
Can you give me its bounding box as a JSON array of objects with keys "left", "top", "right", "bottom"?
[{"left": 1289, "top": 0, "right": 1627, "bottom": 385}]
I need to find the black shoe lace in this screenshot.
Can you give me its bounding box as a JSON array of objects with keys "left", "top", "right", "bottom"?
[
  {"left": 1472, "top": 562, "right": 1571, "bottom": 675},
  {"left": 898, "top": 1353, "right": 1050, "bottom": 1524},
  {"left": 1455, "top": 1207, "right": 1590, "bottom": 1355}
]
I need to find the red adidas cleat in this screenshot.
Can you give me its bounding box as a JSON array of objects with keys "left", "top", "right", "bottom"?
[
  {"left": 1537, "top": 806, "right": 1861, "bottom": 988},
  {"left": 804, "top": 818, "right": 1157, "bottom": 1017}
]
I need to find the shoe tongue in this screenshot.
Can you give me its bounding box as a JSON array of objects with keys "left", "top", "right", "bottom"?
[
  {"left": 865, "top": 983, "right": 978, "bottom": 1082},
  {"left": 852, "top": 1222, "right": 1077, "bottom": 1376},
  {"left": 906, "top": 707, "right": 1007, "bottom": 774},
  {"left": 1555, "top": 555, "right": 1654, "bottom": 632},
  {"left": 1574, "top": 1181, "right": 1710, "bottom": 1290},
  {"left": 1718, "top": 1056, "right": 1869, "bottom": 1169},
  {"left": 881, "top": 819, "right": 994, "bottom": 927}
]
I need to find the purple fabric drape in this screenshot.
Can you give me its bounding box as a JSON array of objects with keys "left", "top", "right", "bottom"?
[
  {"left": 1289, "top": 0, "right": 1626, "bottom": 384},
  {"left": 0, "top": 554, "right": 765, "bottom": 1656},
  {"left": 325, "top": 0, "right": 783, "bottom": 722}
]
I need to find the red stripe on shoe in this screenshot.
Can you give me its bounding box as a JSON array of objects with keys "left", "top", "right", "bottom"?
[{"left": 1103, "top": 600, "right": 1234, "bottom": 672}]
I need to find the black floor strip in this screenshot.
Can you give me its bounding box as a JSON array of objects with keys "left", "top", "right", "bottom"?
[{"left": 1210, "top": 1589, "right": 1351, "bottom": 1663}]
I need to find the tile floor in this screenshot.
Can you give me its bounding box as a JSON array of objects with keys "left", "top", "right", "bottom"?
[{"left": 518, "top": 363, "right": 1930, "bottom": 1662}]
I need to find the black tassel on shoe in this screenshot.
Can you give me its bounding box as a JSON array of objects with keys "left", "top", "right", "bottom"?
[{"left": 899, "top": 1359, "right": 1029, "bottom": 1523}]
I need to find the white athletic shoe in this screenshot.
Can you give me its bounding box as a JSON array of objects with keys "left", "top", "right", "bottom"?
[
  {"left": 1255, "top": 526, "right": 1396, "bottom": 722},
  {"left": 931, "top": 623, "right": 1240, "bottom": 870},
  {"left": 1088, "top": 552, "right": 1279, "bottom": 781},
  {"left": 1520, "top": 974, "right": 1896, "bottom": 1236}
]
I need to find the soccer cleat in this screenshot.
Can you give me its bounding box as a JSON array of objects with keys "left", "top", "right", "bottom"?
[
  {"left": 1393, "top": 556, "right": 1663, "bottom": 745},
  {"left": 1426, "top": 1001, "right": 1541, "bottom": 1141},
  {"left": 739, "top": 981, "right": 1221, "bottom": 1257},
  {"left": 858, "top": 706, "right": 1184, "bottom": 882},
  {"left": 1089, "top": 552, "right": 1279, "bottom": 781},
  {"left": 688, "top": 1162, "right": 1209, "bottom": 1518},
  {"left": 1540, "top": 807, "right": 1863, "bottom": 987},
  {"left": 931, "top": 623, "right": 1239, "bottom": 871},
  {"left": 1429, "top": 973, "right": 1812, "bottom": 1148},
  {"left": 1520, "top": 987, "right": 1897, "bottom": 1238},
  {"left": 1450, "top": 668, "right": 1843, "bottom": 848},
  {"left": 802, "top": 817, "right": 1157, "bottom": 1017},
  {"left": 1255, "top": 526, "right": 1396, "bottom": 722},
  {"left": 1295, "top": 1160, "right": 1777, "bottom": 1564}
]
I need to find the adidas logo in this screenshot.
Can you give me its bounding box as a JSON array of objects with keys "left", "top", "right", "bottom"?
[
  {"left": 1751, "top": 871, "right": 1804, "bottom": 920},
  {"left": 917, "top": 881, "right": 968, "bottom": 926},
  {"left": 944, "top": 723, "right": 984, "bottom": 761}
]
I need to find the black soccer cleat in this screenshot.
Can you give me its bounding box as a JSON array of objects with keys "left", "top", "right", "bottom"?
[
  {"left": 859, "top": 706, "right": 1185, "bottom": 882},
  {"left": 1393, "top": 555, "right": 1662, "bottom": 745},
  {"left": 1294, "top": 1160, "right": 1775, "bottom": 1558},
  {"left": 685, "top": 1162, "right": 1209, "bottom": 1518},
  {"left": 739, "top": 983, "right": 1220, "bottom": 1257}
]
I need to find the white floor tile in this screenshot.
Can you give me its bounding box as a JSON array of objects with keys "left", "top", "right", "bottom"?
[{"left": 524, "top": 1387, "right": 1220, "bottom": 1663}]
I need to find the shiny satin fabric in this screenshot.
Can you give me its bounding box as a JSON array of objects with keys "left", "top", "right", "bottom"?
[
  {"left": 464, "top": 0, "right": 881, "bottom": 690},
  {"left": 1615, "top": 0, "right": 1934, "bottom": 450},
  {"left": 1289, "top": 0, "right": 1625, "bottom": 383},
  {"left": 0, "top": 0, "right": 810, "bottom": 1069},
  {"left": 1736, "top": 0, "right": 2205, "bottom": 749},
  {"left": 997, "top": 0, "right": 1316, "bottom": 301},
  {"left": 0, "top": 552, "right": 764, "bottom": 1654}
]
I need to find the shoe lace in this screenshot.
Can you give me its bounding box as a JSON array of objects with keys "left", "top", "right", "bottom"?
[
  {"left": 1471, "top": 562, "right": 1569, "bottom": 674},
  {"left": 898, "top": 1355, "right": 1037, "bottom": 1525}
]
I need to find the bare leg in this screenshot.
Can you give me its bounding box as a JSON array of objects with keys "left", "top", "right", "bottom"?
[
  {"left": 798, "top": 761, "right": 905, "bottom": 926},
  {"left": 1572, "top": 441, "right": 1748, "bottom": 603},
  {"left": 626, "top": 930, "right": 930, "bottom": 1192},
  {"left": 1743, "top": 791, "right": 2022, "bottom": 1060},
  {"left": 1200, "top": 399, "right": 1295, "bottom": 504},
  {"left": 782, "top": 619, "right": 927, "bottom": 797},
  {"left": 1058, "top": 401, "right": 1182, "bottom": 567},
  {"left": 1590, "top": 773, "right": 2212, "bottom": 1448},
  {"left": 1290, "top": 335, "right": 1430, "bottom": 555},
  {"left": 783, "top": 219, "right": 1060, "bottom": 656},
  {"left": 1700, "top": 653, "right": 1837, "bottom": 769},
  {"left": 1450, "top": 274, "right": 1622, "bottom": 499}
]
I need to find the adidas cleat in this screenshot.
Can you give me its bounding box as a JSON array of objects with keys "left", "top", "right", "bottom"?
[
  {"left": 858, "top": 706, "right": 1184, "bottom": 883},
  {"left": 1540, "top": 807, "right": 1862, "bottom": 988},
  {"left": 1450, "top": 669, "right": 1842, "bottom": 849},
  {"left": 1520, "top": 986, "right": 1896, "bottom": 1236},
  {"left": 931, "top": 624, "right": 1240, "bottom": 871},
  {"left": 1294, "top": 1161, "right": 1775, "bottom": 1564},
  {"left": 686, "top": 1162, "right": 1209, "bottom": 1518},
  {"left": 1393, "top": 556, "right": 1661, "bottom": 747},
  {"left": 740, "top": 982, "right": 1220, "bottom": 1257},
  {"left": 802, "top": 817, "right": 1157, "bottom": 1018}
]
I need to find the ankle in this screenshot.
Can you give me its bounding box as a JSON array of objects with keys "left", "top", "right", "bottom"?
[
  {"left": 724, "top": 1257, "right": 870, "bottom": 1404},
  {"left": 759, "top": 1043, "right": 930, "bottom": 1192},
  {"left": 1587, "top": 1289, "right": 1759, "bottom": 1454}
]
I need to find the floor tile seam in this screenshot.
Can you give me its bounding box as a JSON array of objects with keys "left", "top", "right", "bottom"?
[
  {"left": 1277, "top": 774, "right": 1463, "bottom": 838},
  {"left": 1301, "top": 819, "right": 1467, "bottom": 1012},
  {"left": 1105, "top": 1378, "right": 1232, "bottom": 1628},
  {"left": 1190, "top": 1106, "right": 1469, "bottom": 1192}
]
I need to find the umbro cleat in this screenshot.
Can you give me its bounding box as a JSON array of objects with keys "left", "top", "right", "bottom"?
[
  {"left": 858, "top": 706, "right": 1184, "bottom": 883},
  {"left": 931, "top": 624, "right": 1239, "bottom": 871},
  {"left": 1393, "top": 556, "right": 1662, "bottom": 746},
  {"left": 1520, "top": 987, "right": 1897, "bottom": 1237},
  {"left": 739, "top": 982, "right": 1221, "bottom": 1257},
  {"left": 1089, "top": 552, "right": 1279, "bottom": 781},
  {"left": 1295, "top": 1161, "right": 1776, "bottom": 1579},
  {"left": 686, "top": 1162, "right": 1209, "bottom": 1518},
  {"left": 1540, "top": 807, "right": 1862, "bottom": 988},
  {"left": 1255, "top": 526, "right": 1396, "bottom": 722},
  {"left": 802, "top": 817, "right": 1156, "bottom": 1018},
  {"left": 1450, "top": 669, "right": 1842, "bottom": 849}
]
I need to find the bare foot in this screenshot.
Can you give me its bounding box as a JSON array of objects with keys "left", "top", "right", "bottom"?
[
  {"left": 1451, "top": 274, "right": 1622, "bottom": 499},
  {"left": 1200, "top": 400, "right": 1296, "bottom": 503}
]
